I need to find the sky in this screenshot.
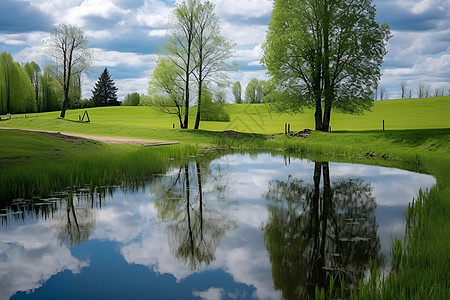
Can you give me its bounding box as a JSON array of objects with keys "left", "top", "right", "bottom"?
[{"left": 0, "top": 0, "right": 449, "bottom": 101}]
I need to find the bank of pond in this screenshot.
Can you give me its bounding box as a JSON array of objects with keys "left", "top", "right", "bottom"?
[{"left": 0, "top": 151, "right": 437, "bottom": 300}]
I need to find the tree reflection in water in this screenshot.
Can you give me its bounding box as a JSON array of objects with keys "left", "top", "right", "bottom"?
[
  {"left": 263, "top": 162, "right": 383, "bottom": 299},
  {"left": 51, "top": 191, "right": 98, "bottom": 247},
  {"left": 153, "top": 161, "right": 237, "bottom": 271}
]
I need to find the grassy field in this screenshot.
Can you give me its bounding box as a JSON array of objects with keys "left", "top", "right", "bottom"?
[
  {"left": 1, "top": 96, "right": 449, "bottom": 298},
  {"left": 1, "top": 96, "right": 449, "bottom": 140}
]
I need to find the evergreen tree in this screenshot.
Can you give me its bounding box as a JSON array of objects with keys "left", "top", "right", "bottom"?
[{"left": 91, "top": 68, "right": 118, "bottom": 106}]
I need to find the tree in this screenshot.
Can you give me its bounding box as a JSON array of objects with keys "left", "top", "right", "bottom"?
[
  {"left": 262, "top": 0, "right": 391, "bottom": 131},
  {"left": 400, "top": 81, "right": 407, "bottom": 99},
  {"left": 39, "top": 65, "right": 61, "bottom": 112},
  {"left": 43, "top": 24, "right": 92, "bottom": 118},
  {"left": 122, "top": 92, "right": 140, "bottom": 106},
  {"left": 149, "top": 57, "right": 186, "bottom": 128},
  {"left": 192, "top": 1, "right": 235, "bottom": 129},
  {"left": 232, "top": 81, "right": 242, "bottom": 103},
  {"left": 0, "top": 52, "right": 36, "bottom": 114},
  {"left": 199, "top": 84, "right": 230, "bottom": 122},
  {"left": 23, "top": 61, "right": 41, "bottom": 111},
  {"left": 245, "top": 78, "right": 259, "bottom": 103},
  {"left": 379, "top": 86, "right": 387, "bottom": 100},
  {"left": 162, "top": 0, "right": 199, "bottom": 128},
  {"left": 256, "top": 80, "right": 265, "bottom": 103},
  {"left": 0, "top": 52, "right": 14, "bottom": 114},
  {"left": 91, "top": 68, "right": 119, "bottom": 106}
]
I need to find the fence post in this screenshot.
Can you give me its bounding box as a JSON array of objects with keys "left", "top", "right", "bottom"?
[
  {"left": 383, "top": 120, "right": 385, "bottom": 131},
  {"left": 288, "top": 123, "right": 290, "bottom": 134},
  {"left": 284, "top": 123, "right": 287, "bottom": 135}
]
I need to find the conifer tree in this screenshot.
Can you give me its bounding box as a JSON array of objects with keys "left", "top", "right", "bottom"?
[{"left": 91, "top": 68, "right": 118, "bottom": 106}]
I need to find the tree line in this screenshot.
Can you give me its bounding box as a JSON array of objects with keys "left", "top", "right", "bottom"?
[
  {"left": 1, "top": 24, "right": 120, "bottom": 117},
  {"left": 0, "top": 52, "right": 61, "bottom": 115}
]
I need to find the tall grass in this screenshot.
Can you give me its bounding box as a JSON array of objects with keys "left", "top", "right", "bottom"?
[{"left": 0, "top": 130, "right": 197, "bottom": 203}]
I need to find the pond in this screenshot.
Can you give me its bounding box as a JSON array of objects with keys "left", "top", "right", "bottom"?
[{"left": 1, "top": 152, "right": 435, "bottom": 300}]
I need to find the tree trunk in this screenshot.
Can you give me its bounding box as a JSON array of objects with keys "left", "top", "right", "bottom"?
[
  {"left": 60, "top": 93, "right": 70, "bottom": 118},
  {"left": 194, "top": 79, "right": 202, "bottom": 129},
  {"left": 314, "top": 98, "right": 324, "bottom": 131}
]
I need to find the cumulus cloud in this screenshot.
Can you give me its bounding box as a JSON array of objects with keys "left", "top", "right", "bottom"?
[{"left": 3, "top": 0, "right": 448, "bottom": 99}]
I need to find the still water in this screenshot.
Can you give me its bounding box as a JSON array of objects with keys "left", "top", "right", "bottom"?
[{"left": 1, "top": 153, "right": 435, "bottom": 300}]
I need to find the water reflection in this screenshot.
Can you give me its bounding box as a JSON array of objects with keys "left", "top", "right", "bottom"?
[
  {"left": 152, "top": 161, "right": 237, "bottom": 270},
  {"left": 264, "top": 162, "right": 382, "bottom": 299},
  {"left": 0, "top": 153, "right": 436, "bottom": 300}
]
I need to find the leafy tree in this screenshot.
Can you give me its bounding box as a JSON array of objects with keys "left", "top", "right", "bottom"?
[
  {"left": 0, "top": 52, "right": 36, "bottom": 114},
  {"left": 256, "top": 80, "right": 265, "bottom": 103},
  {"left": 192, "top": 1, "right": 235, "bottom": 129},
  {"left": 0, "top": 52, "right": 14, "bottom": 114},
  {"left": 39, "top": 65, "right": 61, "bottom": 112},
  {"left": 23, "top": 61, "right": 41, "bottom": 112},
  {"left": 262, "top": 0, "right": 391, "bottom": 131},
  {"left": 43, "top": 24, "right": 93, "bottom": 118},
  {"left": 155, "top": 0, "right": 235, "bottom": 129},
  {"left": 200, "top": 85, "right": 230, "bottom": 122},
  {"left": 162, "top": 0, "right": 199, "bottom": 128},
  {"left": 232, "top": 81, "right": 242, "bottom": 103},
  {"left": 91, "top": 68, "right": 119, "bottom": 106},
  {"left": 149, "top": 57, "right": 186, "bottom": 128},
  {"left": 122, "top": 92, "right": 141, "bottom": 106},
  {"left": 245, "top": 78, "right": 259, "bottom": 103}
]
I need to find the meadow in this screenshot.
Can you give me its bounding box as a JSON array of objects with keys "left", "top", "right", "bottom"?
[{"left": 1, "top": 95, "right": 449, "bottom": 298}]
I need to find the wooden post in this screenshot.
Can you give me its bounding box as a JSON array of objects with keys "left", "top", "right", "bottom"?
[
  {"left": 284, "top": 123, "right": 287, "bottom": 135},
  {"left": 383, "top": 120, "right": 385, "bottom": 131},
  {"left": 173, "top": 123, "right": 175, "bottom": 129},
  {"left": 288, "top": 123, "right": 290, "bottom": 134}
]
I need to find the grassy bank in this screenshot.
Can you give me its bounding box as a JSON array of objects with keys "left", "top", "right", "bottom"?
[{"left": 0, "top": 129, "right": 197, "bottom": 203}]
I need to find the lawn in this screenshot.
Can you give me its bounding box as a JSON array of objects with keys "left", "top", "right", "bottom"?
[{"left": 1, "top": 96, "right": 449, "bottom": 141}]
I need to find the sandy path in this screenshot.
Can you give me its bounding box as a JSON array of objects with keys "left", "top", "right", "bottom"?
[{"left": 0, "top": 127, "right": 179, "bottom": 146}]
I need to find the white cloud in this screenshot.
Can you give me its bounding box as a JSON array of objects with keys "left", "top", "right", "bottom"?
[
  {"left": 193, "top": 287, "right": 224, "bottom": 300},
  {"left": 0, "top": 221, "right": 88, "bottom": 299},
  {"left": 213, "top": 0, "right": 272, "bottom": 19}
]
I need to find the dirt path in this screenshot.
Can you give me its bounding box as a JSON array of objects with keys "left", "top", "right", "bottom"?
[{"left": 0, "top": 127, "right": 179, "bottom": 146}]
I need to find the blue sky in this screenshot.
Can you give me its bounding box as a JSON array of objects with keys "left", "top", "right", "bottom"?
[{"left": 0, "top": 0, "right": 449, "bottom": 100}]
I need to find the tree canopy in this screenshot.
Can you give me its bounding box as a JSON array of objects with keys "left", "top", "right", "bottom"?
[{"left": 262, "top": 0, "right": 391, "bottom": 131}]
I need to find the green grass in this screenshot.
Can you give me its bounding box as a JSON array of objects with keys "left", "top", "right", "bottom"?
[
  {"left": 1, "top": 96, "right": 449, "bottom": 141},
  {"left": 1, "top": 96, "right": 449, "bottom": 299},
  {"left": 0, "top": 129, "right": 198, "bottom": 202}
]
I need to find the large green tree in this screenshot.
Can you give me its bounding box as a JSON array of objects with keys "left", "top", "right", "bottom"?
[
  {"left": 43, "top": 24, "right": 93, "bottom": 118},
  {"left": 262, "top": 0, "right": 391, "bottom": 131}
]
